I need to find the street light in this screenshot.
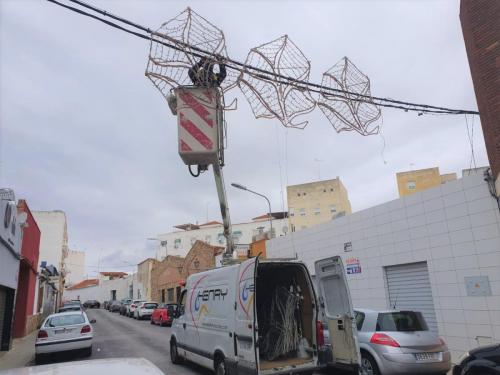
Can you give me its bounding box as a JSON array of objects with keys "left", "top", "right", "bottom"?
[{"left": 231, "top": 183, "right": 273, "bottom": 238}]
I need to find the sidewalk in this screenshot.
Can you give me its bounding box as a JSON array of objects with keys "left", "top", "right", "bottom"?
[{"left": 0, "top": 331, "right": 37, "bottom": 371}]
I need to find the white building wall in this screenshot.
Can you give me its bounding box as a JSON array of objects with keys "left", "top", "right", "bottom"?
[
  {"left": 64, "top": 275, "right": 134, "bottom": 303},
  {"left": 32, "top": 211, "right": 67, "bottom": 272},
  {"left": 267, "top": 174, "right": 500, "bottom": 363},
  {"left": 155, "top": 218, "right": 289, "bottom": 259},
  {"left": 65, "top": 250, "right": 86, "bottom": 287}
]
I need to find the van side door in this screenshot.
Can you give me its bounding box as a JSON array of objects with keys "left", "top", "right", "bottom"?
[
  {"left": 234, "top": 257, "right": 258, "bottom": 375},
  {"left": 315, "top": 256, "right": 361, "bottom": 368}
]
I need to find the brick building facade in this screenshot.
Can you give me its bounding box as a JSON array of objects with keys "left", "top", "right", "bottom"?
[
  {"left": 460, "top": 0, "right": 500, "bottom": 183},
  {"left": 151, "top": 241, "right": 224, "bottom": 304}
]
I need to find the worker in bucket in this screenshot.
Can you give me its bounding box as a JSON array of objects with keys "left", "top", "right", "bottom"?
[{"left": 188, "top": 56, "right": 227, "bottom": 87}]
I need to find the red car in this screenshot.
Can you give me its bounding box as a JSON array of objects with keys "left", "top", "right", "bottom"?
[{"left": 151, "top": 303, "right": 177, "bottom": 326}]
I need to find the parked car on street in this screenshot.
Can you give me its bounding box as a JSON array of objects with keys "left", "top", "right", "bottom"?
[
  {"left": 106, "top": 300, "right": 116, "bottom": 311},
  {"left": 83, "top": 300, "right": 100, "bottom": 309},
  {"left": 170, "top": 256, "right": 361, "bottom": 375},
  {"left": 58, "top": 305, "right": 82, "bottom": 313},
  {"left": 6, "top": 358, "right": 166, "bottom": 375},
  {"left": 151, "top": 303, "right": 177, "bottom": 326},
  {"left": 127, "top": 299, "right": 146, "bottom": 317},
  {"left": 354, "top": 308, "right": 451, "bottom": 375},
  {"left": 134, "top": 302, "right": 158, "bottom": 320},
  {"left": 120, "top": 301, "right": 130, "bottom": 315},
  {"left": 453, "top": 343, "right": 500, "bottom": 375},
  {"left": 109, "top": 300, "right": 122, "bottom": 313},
  {"left": 35, "top": 311, "right": 96, "bottom": 364}
]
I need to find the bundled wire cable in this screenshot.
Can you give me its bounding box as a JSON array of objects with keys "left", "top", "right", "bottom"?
[{"left": 260, "top": 286, "right": 303, "bottom": 360}]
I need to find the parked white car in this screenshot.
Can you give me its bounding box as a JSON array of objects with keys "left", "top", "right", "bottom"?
[
  {"left": 134, "top": 302, "right": 158, "bottom": 320},
  {"left": 1, "top": 358, "right": 165, "bottom": 375},
  {"left": 127, "top": 300, "right": 145, "bottom": 317},
  {"left": 35, "top": 311, "right": 95, "bottom": 363}
]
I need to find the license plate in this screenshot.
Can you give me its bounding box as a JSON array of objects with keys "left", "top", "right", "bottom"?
[
  {"left": 54, "top": 328, "right": 73, "bottom": 334},
  {"left": 415, "top": 352, "right": 442, "bottom": 361}
]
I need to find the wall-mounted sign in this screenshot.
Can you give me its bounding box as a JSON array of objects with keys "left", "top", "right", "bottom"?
[
  {"left": 344, "top": 242, "right": 352, "bottom": 252},
  {"left": 346, "top": 257, "right": 361, "bottom": 274},
  {"left": 465, "top": 276, "right": 492, "bottom": 296}
]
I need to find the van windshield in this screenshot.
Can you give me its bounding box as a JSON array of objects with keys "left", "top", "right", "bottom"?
[{"left": 376, "top": 311, "right": 428, "bottom": 332}]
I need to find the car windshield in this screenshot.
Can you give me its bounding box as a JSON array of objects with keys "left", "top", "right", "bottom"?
[
  {"left": 144, "top": 303, "right": 158, "bottom": 309},
  {"left": 376, "top": 311, "right": 428, "bottom": 332},
  {"left": 46, "top": 314, "right": 85, "bottom": 327}
]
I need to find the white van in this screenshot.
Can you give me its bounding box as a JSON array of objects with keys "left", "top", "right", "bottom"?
[{"left": 169, "top": 256, "right": 360, "bottom": 375}]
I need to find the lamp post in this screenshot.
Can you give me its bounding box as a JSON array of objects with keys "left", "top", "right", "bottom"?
[{"left": 231, "top": 183, "right": 273, "bottom": 238}]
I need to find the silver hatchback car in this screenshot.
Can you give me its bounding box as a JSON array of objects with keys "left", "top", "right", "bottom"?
[{"left": 356, "top": 308, "right": 451, "bottom": 375}]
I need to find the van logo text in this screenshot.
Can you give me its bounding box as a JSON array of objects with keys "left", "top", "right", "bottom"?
[{"left": 194, "top": 288, "right": 228, "bottom": 311}]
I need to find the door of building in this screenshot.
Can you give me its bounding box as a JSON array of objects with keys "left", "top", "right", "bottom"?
[
  {"left": 0, "top": 286, "right": 6, "bottom": 347},
  {"left": 385, "top": 262, "right": 438, "bottom": 332}
]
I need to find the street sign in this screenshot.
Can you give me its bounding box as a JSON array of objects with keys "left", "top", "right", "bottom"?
[{"left": 175, "top": 87, "right": 222, "bottom": 166}]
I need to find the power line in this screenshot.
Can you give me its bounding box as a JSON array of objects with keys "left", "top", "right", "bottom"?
[{"left": 46, "top": 0, "right": 480, "bottom": 116}]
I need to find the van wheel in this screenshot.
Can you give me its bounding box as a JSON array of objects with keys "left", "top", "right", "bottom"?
[
  {"left": 361, "top": 352, "right": 380, "bottom": 375},
  {"left": 215, "top": 356, "right": 226, "bottom": 375},
  {"left": 170, "top": 340, "right": 183, "bottom": 364}
]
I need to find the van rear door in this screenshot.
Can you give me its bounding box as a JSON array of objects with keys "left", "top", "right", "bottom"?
[
  {"left": 234, "top": 257, "right": 258, "bottom": 374},
  {"left": 315, "top": 256, "right": 361, "bottom": 368}
]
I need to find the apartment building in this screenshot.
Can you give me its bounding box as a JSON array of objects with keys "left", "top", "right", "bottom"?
[
  {"left": 154, "top": 213, "right": 289, "bottom": 260},
  {"left": 397, "top": 167, "right": 457, "bottom": 197},
  {"left": 287, "top": 178, "right": 352, "bottom": 232}
]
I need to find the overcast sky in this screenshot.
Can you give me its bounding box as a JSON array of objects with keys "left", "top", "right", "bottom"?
[{"left": 0, "top": 0, "right": 488, "bottom": 277}]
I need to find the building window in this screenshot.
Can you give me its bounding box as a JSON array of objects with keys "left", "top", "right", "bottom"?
[
  {"left": 289, "top": 208, "right": 295, "bottom": 217},
  {"left": 330, "top": 188, "right": 334, "bottom": 192},
  {"left": 161, "top": 289, "right": 165, "bottom": 303},
  {"left": 167, "top": 288, "right": 174, "bottom": 302},
  {"left": 407, "top": 181, "right": 416, "bottom": 190},
  {"left": 160, "top": 240, "right": 168, "bottom": 247},
  {"left": 330, "top": 205, "right": 337, "bottom": 213},
  {"left": 314, "top": 207, "right": 321, "bottom": 215},
  {"left": 174, "top": 238, "right": 181, "bottom": 248},
  {"left": 217, "top": 233, "right": 225, "bottom": 244},
  {"left": 232, "top": 230, "right": 243, "bottom": 242},
  {"left": 303, "top": 192, "right": 307, "bottom": 196},
  {"left": 297, "top": 193, "right": 301, "bottom": 197},
  {"left": 300, "top": 208, "right": 306, "bottom": 216}
]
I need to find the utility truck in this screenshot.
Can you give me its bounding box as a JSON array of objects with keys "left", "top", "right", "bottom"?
[{"left": 169, "top": 256, "right": 360, "bottom": 375}]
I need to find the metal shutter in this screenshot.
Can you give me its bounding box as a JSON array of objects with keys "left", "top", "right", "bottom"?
[
  {"left": 0, "top": 287, "right": 6, "bottom": 341},
  {"left": 385, "top": 262, "right": 438, "bottom": 333}
]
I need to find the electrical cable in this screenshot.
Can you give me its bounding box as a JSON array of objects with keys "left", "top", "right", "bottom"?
[
  {"left": 47, "top": 0, "right": 480, "bottom": 116},
  {"left": 188, "top": 165, "right": 201, "bottom": 177}
]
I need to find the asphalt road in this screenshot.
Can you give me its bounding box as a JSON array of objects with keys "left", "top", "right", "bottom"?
[{"left": 31, "top": 308, "right": 352, "bottom": 375}]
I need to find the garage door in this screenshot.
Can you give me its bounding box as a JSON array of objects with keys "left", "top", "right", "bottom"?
[{"left": 385, "top": 262, "right": 438, "bottom": 333}]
